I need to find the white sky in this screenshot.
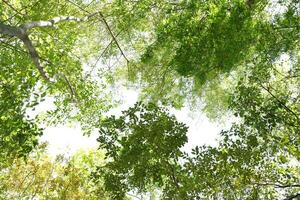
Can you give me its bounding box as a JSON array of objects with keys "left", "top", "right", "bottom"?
[{"left": 35, "top": 88, "right": 230, "bottom": 157}]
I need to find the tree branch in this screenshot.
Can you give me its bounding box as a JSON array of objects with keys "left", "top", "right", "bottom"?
[
  {"left": 21, "top": 13, "right": 98, "bottom": 30},
  {"left": 58, "top": 72, "right": 78, "bottom": 103},
  {"left": 259, "top": 83, "right": 299, "bottom": 121},
  {"left": 98, "top": 12, "right": 130, "bottom": 64},
  {"left": 2, "top": 0, "right": 24, "bottom": 17},
  {"left": 0, "top": 22, "right": 52, "bottom": 82},
  {"left": 252, "top": 182, "right": 300, "bottom": 188},
  {"left": 20, "top": 35, "right": 52, "bottom": 82},
  {"left": 0, "top": 22, "right": 23, "bottom": 37},
  {"left": 84, "top": 30, "right": 123, "bottom": 79},
  {"left": 0, "top": 11, "right": 99, "bottom": 82},
  {"left": 66, "top": 0, "right": 130, "bottom": 63}
]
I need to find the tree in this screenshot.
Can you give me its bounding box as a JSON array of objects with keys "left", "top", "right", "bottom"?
[
  {"left": 0, "top": 0, "right": 178, "bottom": 162},
  {"left": 1, "top": 0, "right": 300, "bottom": 199},
  {"left": 0, "top": 143, "right": 109, "bottom": 199},
  {"left": 96, "top": 99, "right": 300, "bottom": 199},
  {"left": 95, "top": 1, "right": 300, "bottom": 197},
  {"left": 95, "top": 103, "right": 188, "bottom": 199},
  {"left": 0, "top": 0, "right": 142, "bottom": 161},
  {"left": 125, "top": 0, "right": 300, "bottom": 117}
]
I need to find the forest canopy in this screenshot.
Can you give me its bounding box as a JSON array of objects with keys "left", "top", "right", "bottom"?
[{"left": 0, "top": 0, "right": 299, "bottom": 199}]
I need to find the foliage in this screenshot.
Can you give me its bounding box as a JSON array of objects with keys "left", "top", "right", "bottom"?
[
  {"left": 0, "top": 74, "right": 42, "bottom": 166},
  {"left": 124, "top": 0, "right": 300, "bottom": 116},
  {"left": 0, "top": 0, "right": 176, "bottom": 160},
  {"left": 1, "top": 0, "right": 300, "bottom": 199},
  {"left": 93, "top": 1, "right": 300, "bottom": 197},
  {"left": 96, "top": 99, "right": 300, "bottom": 199},
  {"left": 0, "top": 143, "right": 108, "bottom": 199},
  {"left": 0, "top": 0, "right": 127, "bottom": 160},
  {"left": 95, "top": 103, "right": 188, "bottom": 199}
]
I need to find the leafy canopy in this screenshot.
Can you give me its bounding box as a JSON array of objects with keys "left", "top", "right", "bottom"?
[{"left": 0, "top": 0, "right": 300, "bottom": 199}]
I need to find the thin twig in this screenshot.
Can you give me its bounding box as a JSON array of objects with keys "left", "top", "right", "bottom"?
[
  {"left": 58, "top": 72, "right": 78, "bottom": 103},
  {"left": 259, "top": 83, "right": 299, "bottom": 121},
  {"left": 252, "top": 182, "right": 300, "bottom": 188},
  {"left": 84, "top": 30, "right": 122, "bottom": 79},
  {"left": 66, "top": 0, "right": 130, "bottom": 63},
  {"left": 2, "top": 0, "right": 24, "bottom": 17},
  {"left": 98, "top": 12, "right": 130, "bottom": 64}
]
